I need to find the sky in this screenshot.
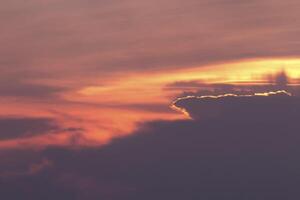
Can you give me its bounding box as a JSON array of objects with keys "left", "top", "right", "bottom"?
[{"left": 2, "top": 0, "right": 300, "bottom": 199}]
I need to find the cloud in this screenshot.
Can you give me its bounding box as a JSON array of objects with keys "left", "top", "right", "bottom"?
[
  {"left": 1, "top": 91, "right": 300, "bottom": 199},
  {"left": 0, "top": 68, "right": 67, "bottom": 99},
  {"left": 2, "top": 0, "right": 300, "bottom": 81},
  {"left": 164, "top": 70, "right": 300, "bottom": 99},
  {"left": 2, "top": 0, "right": 300, "bottom": 198},
  {"left": 2, "top": 0, "right": 300, "bottom": 105},
  {"left": 0, "top": 117, "right": 83, "bottom": 140},
  {"left": 0, "top": 117, "right": 59, "bottom": 140},
  {"left": 0, "top": 81, "right": 65, "bottom": 99},
  {"left": 171, "top": 90, "right": 299, "bottom": 120}
]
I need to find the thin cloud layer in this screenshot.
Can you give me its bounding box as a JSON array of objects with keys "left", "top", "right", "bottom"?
[
  {"left": 2, "top": 0, "right": 300, "bottom": 82},
  {"left": 165, "top": 70, "right": 300, "bottom": 98},
  {"left": 0, "top": 81, "right": 65, "bottom": 99}
]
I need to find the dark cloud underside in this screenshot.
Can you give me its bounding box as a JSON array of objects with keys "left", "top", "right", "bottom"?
[
  {"left": 1, "top": 91, "right": 300, "bottom": 199},
  {"left": 0, "top": 118, "right": 59, "bottom": 140},
  {"left": 172, "top": 91, "right": 299, "bottom": 120}
]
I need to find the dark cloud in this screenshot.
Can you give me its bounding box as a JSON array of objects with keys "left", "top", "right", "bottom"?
[
  {"left": 0, "top": 117, "right": 83, "bottom": 140},
  {"left": 172, "top": 90, "right": 299, "bottom": 120},
  {"left": 0, "top": 117, "right": 59, "bottom": 140},
  {"left": 1, "top": 90, "right": 300, "bottom": 199}
]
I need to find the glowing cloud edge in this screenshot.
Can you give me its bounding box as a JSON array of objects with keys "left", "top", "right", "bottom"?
[{"left": 170, "top": 90, "right": 292, "bottom": 118}]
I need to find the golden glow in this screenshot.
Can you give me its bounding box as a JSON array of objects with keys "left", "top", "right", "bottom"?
[
  {"left": 1, "top": 58, "right": 300, "bottom": 149},
  {"left": 73, "top": 58, "right": 300, "bottom": 103}
]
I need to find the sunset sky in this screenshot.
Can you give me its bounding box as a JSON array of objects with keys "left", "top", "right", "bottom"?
[{"left": 2, "top": 0, "right": 300, "bottom": 199}]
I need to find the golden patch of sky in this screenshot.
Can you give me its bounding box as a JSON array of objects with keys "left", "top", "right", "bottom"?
[{"left": 1, "top": 58, "right": 300, "bottom": 149}]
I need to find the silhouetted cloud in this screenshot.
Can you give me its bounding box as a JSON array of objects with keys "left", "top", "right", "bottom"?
[
  {"left": 172, "top": 90, "right": 299, "bottom": 120},
  {"left": 1, "top": 90, "right": 300, "bottom": 199},
  {"left": 0, "top": 117, "right": 83, "bottom": 140}
]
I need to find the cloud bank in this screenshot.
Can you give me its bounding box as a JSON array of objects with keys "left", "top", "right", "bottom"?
[
  {"left": 172, "top": 90, "right": 298, "bottom": 120},
  {"left": 1, "top": 89, "right": 300, "bottom": 199}
]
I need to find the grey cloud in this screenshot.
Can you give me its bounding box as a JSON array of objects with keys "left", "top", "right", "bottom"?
[
  {"left": 0, "top": 117, "right": 83, "bottom": 140},
  {"left": 172, "top": 91, "right": 300, "bottom": 120},
  {"left": 0, "top": 117, "right": 59, "bottom": 140},
  {"left": 1, "top": 90, "right": 300, "bottom": 199}
]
